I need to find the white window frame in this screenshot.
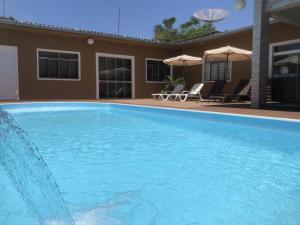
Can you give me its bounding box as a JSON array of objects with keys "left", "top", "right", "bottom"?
[
  {"left": 145, "top": 58, "right": 173, "bottom": 83},
  {"left": 269, "top": 38, "right": 300, "bottom": 78},
  {"left": 202, "top": 57, "right": 232, "bottom": 82},
  {"left": 37, "top": 48, "right": 81, "bottom": 81},
  {"left": 95, "top": 52, "right": 135, "bottom": 99}
]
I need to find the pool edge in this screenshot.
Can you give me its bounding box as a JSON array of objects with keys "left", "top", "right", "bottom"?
[{"left": 1, "top": 101, "right": 300, "bottom": 123}]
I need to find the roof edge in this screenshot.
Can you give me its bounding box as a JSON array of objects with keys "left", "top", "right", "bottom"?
[
  {"left": 0, "top": 18, "right": 176, "bottom": 47},
  {"left": 175, "top": 20, "right": 279, "bottom": 45},
  {"left": 0, "top": 18, "right": 280, "bottom": 47}
]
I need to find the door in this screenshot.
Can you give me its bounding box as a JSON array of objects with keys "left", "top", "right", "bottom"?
[
  {"left": 97, "top": 53, "right": 134, "bottom": 99},
  {"left": 0, "top": 45, "right": 18, "bottom": 100}
]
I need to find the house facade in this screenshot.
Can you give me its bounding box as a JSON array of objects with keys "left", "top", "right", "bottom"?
[
  {"left": 251, "top": 0, "right": 300, "bottom": 107},
  {"left": 0, "top": 18, "right": 300, "bottom": 103}
]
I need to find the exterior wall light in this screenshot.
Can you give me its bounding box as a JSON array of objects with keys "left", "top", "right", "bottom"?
[{"left": 87, "top": 38, "right": 94, "bottom": 45}]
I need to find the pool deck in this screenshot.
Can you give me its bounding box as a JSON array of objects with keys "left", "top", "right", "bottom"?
[{"left": 1, "top": 99, "right": 300, "bottom": 120}]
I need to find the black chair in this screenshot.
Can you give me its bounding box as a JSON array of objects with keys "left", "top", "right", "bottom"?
[
  {"left": 209, "top": 79, "right": 250, "bottom": 103},
  {"left": 206, "top": 80, "right": 226, "bottom": 100}
]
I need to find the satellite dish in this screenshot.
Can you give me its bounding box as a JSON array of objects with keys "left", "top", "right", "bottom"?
[
  {"left": 235, "top": 0, "right": 246, "bottom": 11},
  {"left": 193, "top": 8, "right": 230, "bottom": 23}
]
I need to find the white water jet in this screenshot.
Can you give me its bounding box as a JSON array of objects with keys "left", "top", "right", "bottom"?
[{"left": 0, "top": 106, "right": 75, "bottom": 225}]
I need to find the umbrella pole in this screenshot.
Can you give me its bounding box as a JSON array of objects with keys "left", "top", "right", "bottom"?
[
  {"left": 182, "top": 61, "right": 185, "bottom": 77},
  {"left": 224, "top": 54, "right": 229, "bottom": 80}
]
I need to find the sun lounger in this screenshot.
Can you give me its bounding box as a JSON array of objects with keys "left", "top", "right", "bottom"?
[
  {"left": 209, "top": 79, "right": 250, "bottom": 103},
  {"left": 152, "top": 84, "right": 185, "bottom": 101},
  {"left": 206, "top": 80, "right": 226, "bottom": 99},
  {"left": 168, "top": 83, "right": 204, "bottom": 102}
]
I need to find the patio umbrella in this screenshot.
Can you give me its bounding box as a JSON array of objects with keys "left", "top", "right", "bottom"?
[
  {"left": 163, "top": 54, "right": 202, "bottom": 76},
  {"left": 204, "top": 46, "right": 252, "bottom": 79},
  {"left": 163, "top": 54, "right": 202, "bottom": 66},
  {"left": 163, "top": 55, "right": 202, "bottom": 76},
  {"left": 204, "top": 46, "right": 252, "bottom": 61}
]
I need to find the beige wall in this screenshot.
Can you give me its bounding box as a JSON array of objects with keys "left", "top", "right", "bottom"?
[
  {"left": 0, "top": 24, "right": 180, "bottom": 99},
  {"left": 0, "top": 22, "right": 300, "bottom": 100}
]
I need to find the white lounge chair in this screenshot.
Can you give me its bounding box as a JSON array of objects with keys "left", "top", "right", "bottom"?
[
  {"left": 169, "top": 83, "right": 204, "bottom": 102},
  {"left": 152, "top": 84, "right": 185, "bottom": 101}
]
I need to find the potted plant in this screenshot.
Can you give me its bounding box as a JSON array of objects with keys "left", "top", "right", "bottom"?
[{"left": 163, "top": 76, "right": 186, "bottom": 92}]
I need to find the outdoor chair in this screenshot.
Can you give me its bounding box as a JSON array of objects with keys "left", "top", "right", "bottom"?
[
  {"left": 207, "top": 80, "right": 227, "bottom": 99},
  {"left": 152, "top": 84, "right": 185, "bottom": 101},
  {"left": 209, "top": 79, "right": 250, "bottom": 103},
  {"left": 168, "top": 83, "right": 204, "bottom": 102}
]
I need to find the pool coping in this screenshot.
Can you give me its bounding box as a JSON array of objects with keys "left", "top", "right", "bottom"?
[{"left": 1, "top": 101, "right": 300, "bottom": 123}]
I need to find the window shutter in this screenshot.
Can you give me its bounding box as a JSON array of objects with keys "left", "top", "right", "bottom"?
[
  {"left": 225, "top": 62, "right": 231, "bottom": 80},
  {"left": 204, "top": 60, "right": 231, "bottom": 81},
  {"left": 210, "top": 63, "right": 218, "bottom": 81},
  {"left": 204, "top": 61, "right": 211, "bottom": 81},
  {"left": 218, "top": 61, "right": 225, "bottom": 80}
]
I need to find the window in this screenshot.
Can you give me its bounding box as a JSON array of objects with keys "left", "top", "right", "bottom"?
[
  {"left": 203, "top": 60, "right": 231, "bottom": 82},
  {"left": 270, "top": 39, "right": 300, "bottom": 102},
  {"left": 146, "top": 59, "right": 171, "bottom": 82},
  {"left": 37, "top": 49, "right": 80, "bottom": 80},
  {"left": 273, "top": 43, "right": 300, "bottom": 53},
  {"left": 273, "top": 53, "right": 300, "bottom": 77},
  {"left": 271, "top": 40, "right": 300, "bottom": 78},
  {"left": 98, "top": 55, "right": 132, "bottom": 98}
]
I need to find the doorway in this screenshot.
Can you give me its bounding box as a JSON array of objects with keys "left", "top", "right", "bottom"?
[{"left": 96, "top": 53, "right": 135, "bottom": 99}]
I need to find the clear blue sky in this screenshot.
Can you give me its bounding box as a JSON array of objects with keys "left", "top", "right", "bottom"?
[{"left": 4, "top": 0, "right": 253, "bottom": 39}]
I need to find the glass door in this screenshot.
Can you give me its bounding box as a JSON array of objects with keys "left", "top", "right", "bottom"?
[
  {"left": 98, "top": 56, "right": 132, "bottom": 98},
  {"left": 272, "top": 52, "right": 300, "bottom": 102}
]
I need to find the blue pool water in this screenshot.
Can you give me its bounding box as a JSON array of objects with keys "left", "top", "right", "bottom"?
[{"left": 1, "top": 102, "right": 300, "bottom": 225}]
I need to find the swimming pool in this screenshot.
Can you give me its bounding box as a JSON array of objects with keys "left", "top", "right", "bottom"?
[{"left": 1, "top": 102, "right": 300, "bottom": 225}]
